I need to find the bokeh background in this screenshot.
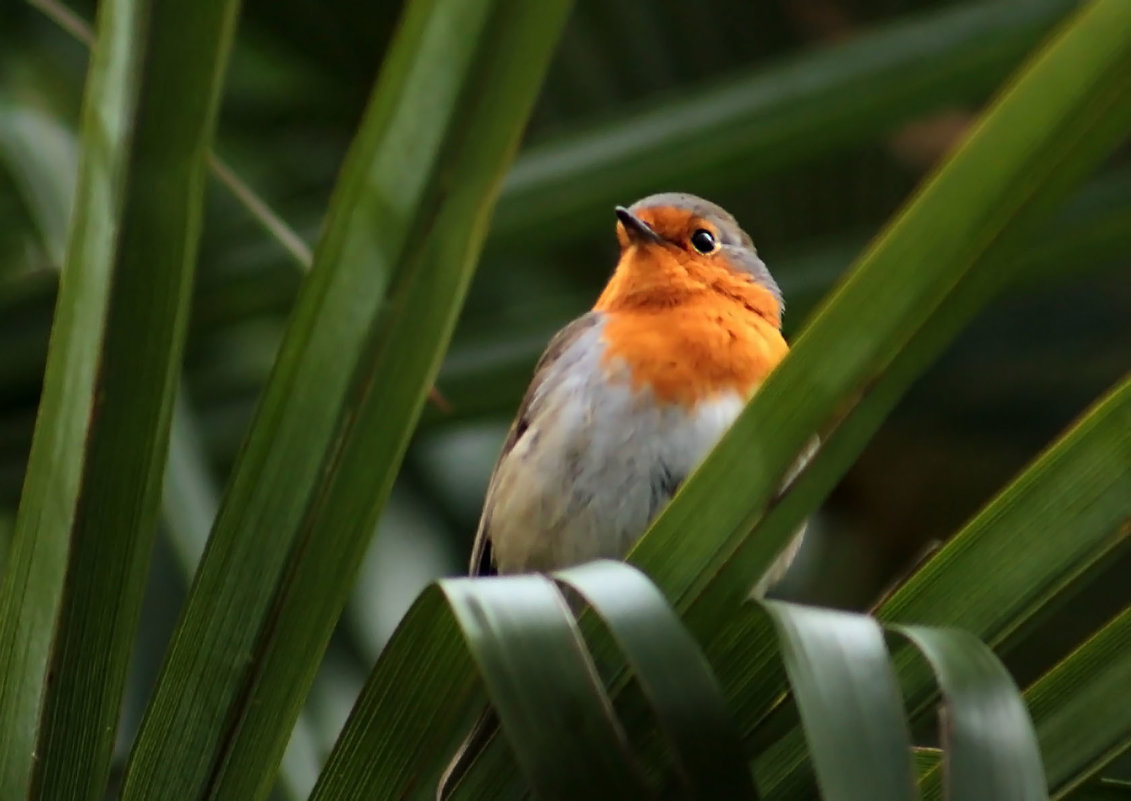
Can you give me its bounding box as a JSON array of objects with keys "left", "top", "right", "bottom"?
[{"left": 2, "top": 0, "right": 1128, "bottom": 789}]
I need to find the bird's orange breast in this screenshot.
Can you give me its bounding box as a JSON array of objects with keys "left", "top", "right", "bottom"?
[
  {"left": 595, "top": 298, "right": 788, "bottom": 406},
  {"left": 592, "top": 238, "right": 788, "bottom": 407}
]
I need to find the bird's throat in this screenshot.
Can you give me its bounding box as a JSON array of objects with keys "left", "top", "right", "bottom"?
[{"left": 596, "top": 297, "right": 789, "bottom": 406}]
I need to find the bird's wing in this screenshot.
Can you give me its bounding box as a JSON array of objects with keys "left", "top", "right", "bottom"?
[
  {"left": 439, "top": 313, "right": 603, "bottom": 800},
  {"left": 468, "top": 311, "right": 603, "bottom": 577}
]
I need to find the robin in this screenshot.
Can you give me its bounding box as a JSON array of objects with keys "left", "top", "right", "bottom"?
[{"left": 437, "top": 192, "right": 808, "bottom": 798}]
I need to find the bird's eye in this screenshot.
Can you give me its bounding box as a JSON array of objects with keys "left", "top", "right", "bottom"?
[{"left": 690, "top": 229, "right": 717, "bottom": 254}]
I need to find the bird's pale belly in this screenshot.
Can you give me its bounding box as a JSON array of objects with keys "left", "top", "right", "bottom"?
[{"left": 485, "top": 368, "right": 747, "bottom": 575}]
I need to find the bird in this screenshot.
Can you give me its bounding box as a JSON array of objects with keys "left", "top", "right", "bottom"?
[{"left": 436, "top": 192, "right": 809, "bottom": 799}]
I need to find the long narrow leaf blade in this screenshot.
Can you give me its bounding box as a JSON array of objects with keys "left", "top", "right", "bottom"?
[
  {"left": 120, "top": 1, "right": 571, "bottom": 799},
  {"left": 22, "top": 0, "right": 313, "bottom": 274},
  {"left": 761, "top": 602, "right": 916, "bottom": 801},
  {"left": 444, "top": 575, "right": 648, "bottom": 801},
  {"left": 917, "top": 607, "right": 1131, "bottom": 799},
  {"left": 879, "top": 377, "right": 1131, "bottom": 638},
  {"left": 491, "top": 0, "right": 1078, "bottom": 243},
  {"left": 309, "top": 587, "right": 484, "bottom": 801},
  {"left": 0, "top": 0, "right": 238, "bottom": 797},
  {"left": 161, "top": 393, "right": 320, "bottom": 801},
  {"left": 1028, "top": 608, "right": 1131, "bottom": 797},
  {"left": 895, "top": 626, "right": 1048, "bottom": 801},
  {"left": 310, "top": 574, "right": 653, "bottom": 801},
  {"left": 754, "top": 376, "right": 1131, "bottom": 797},
  {"left": 555, "top": 561, "right": 759, "bottom": 799}
]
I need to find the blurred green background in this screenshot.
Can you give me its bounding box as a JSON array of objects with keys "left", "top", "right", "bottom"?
[{"left": 2, "top": 0, "right": 1128, "bottom": 789}]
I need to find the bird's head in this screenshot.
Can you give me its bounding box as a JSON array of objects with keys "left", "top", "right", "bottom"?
[{"left": 598, "top": 192, "right": 783, "bottom": 329}]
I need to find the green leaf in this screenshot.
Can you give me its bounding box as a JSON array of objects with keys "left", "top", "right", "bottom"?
[
  {"left": 761, "top": 602, "right": 916, "bottom": 801},
  {"left": 119, "top": 1, "right": 572, "bottom": 799},
  {"left": 444, "top": 574, "right": 649, "bottom": 801},
  {"left": 917, "top": 607, "right": 1131, "bottom": 799},
  {"left": 161, "top": 392, "right": 320, "bottom": 801},
  {"left": 491, "top": 0, "right": 1078, "bottom": 243},
  {"left": 556, "top": 562, "right": 757, "bottom": 799},
  {"left": 914, "top": 748, "right": 943, "bottom": 780},
  {"left": 308, "top": 587, "right": 484, "bottom": 801},
  {"left": 879, "top": 377, "right": 1131, "bottom": 642},
  {"left": 19, "top": 0, "right": 313, "bottom": 274},
  {"left": 0, "top": 0, "right": 239, "bottom": 797},
  {"left": 325, "top": 565, "right": 1064, "bottom": 800},
  {"left": 896, "top": 626, "right": 1047, "bottom": 801},
  {"left": 1028, "top": 607, "right": 1131, "bottom": 797},
  {"left": 320, "top": 561, "right": 758, "bottom": 800},
  {"left": 755, "top": 376, "right": 1131, "bottom": 797},
  {"left": 11, "top": 0, "right": 1082, "bottom": 268}
]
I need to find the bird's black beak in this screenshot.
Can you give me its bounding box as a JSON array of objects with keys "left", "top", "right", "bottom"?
[{"left": 616, "top": 206, "right": 662, "bottom": 244}]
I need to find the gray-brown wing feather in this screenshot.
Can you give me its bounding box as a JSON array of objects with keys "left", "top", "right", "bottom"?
[
  {"left": 438, "top": 314, "right": 603, "bottom": 800},
  {"left": 468, "top": 312, "right": 603, "bottom": 577}
]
